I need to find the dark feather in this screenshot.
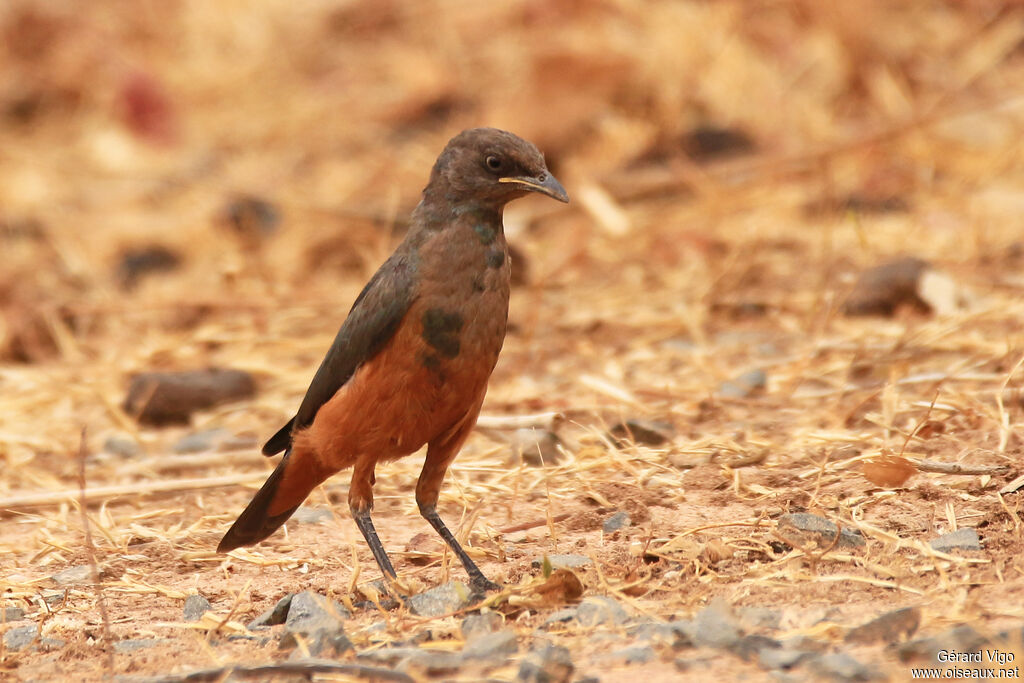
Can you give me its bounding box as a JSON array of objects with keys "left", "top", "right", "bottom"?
[{"left": 261, "top": 252, "right": 418, "bottom": 456}]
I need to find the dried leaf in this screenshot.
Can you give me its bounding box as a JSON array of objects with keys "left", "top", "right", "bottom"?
[{"left": 863, "top": 455, "right": 917, "bottom": 488}]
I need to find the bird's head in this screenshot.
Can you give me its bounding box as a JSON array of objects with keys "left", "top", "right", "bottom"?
[{"left": 425, "top": 128, "right": 569, "bottom": 209}]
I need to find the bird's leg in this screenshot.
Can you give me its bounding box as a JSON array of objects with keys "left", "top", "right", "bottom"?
[
  {"left": 417, "top": 434, "right": 500, "bottom": 594},
  {"left": 349, "top": 459, "right": 403, "bottom": 600}
]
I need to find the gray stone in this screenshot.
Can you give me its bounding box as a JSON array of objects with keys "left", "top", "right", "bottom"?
[
  {"left": 777, "top": 513, "right": 865, "bottom": 548},
  {"left": 732, "top": 634, "right": 781, "bottom": 661},
  {"left": 461, "top": 629, "right": 518, "bottom": 662},
  {"left": 39, "top": 637, "right": 66, "bottom": 652},
  {"left": 510, "top": 428, "right": 564, "bottom": 466},
  {"left": 759, "top": 647, "right": 813, "bottom": 671},
  {"left": 183, "top": 594, "right": 212, "bottom": 622},
  {"left": 248, "top": 593, "right": 294, "bottom": 628},
  {"left": 845, "top": 606, "right": 920, "bottom": 644},
  {"left": 3, "top": 624, "right": 37, "bottom": 651},
  {"left": 114, "top": 638, "right": 162, "bottom": 653},
  {"left": 407, "top": 581, "right": 472, "bottom": 618},
  {"left": 291, "top": 507, "right": 334, "bottom": 525},
  {"left": 103, "top": 434, "right": 140, "bottom": 458},
  {"left": 3, "top": 606, "right": 26, "bottom": 622},
  {"left": 576, "top": 596, "right": 630, "bottom": 627},
  {"left": 517, "top": 644, "right": 574, "bottom": 683},
  {"left": 173, "top": 428, "right": 230, "bottom": 454},
  {"left": 51, "top": 565, "right": 93, "bottom": 586},
  {"left": 738, "top": 606, "right": 782, "bottom": 631},
  {"left": 807, "top": 652, "right": 882, "bottom": 681},
  {"left": 543, "top": 607, "right": 580, "bottom": 626},
  {"left": 718, "top": 368, "right": 767, "bottom": 399},
  {"left": 359, "top": 647, "right": 461, "bottom": 675},
  {"left": 607, "top": 645, "right": 655, "bottom": 663},
  {"left": 603, "top": 511, "right": 631, "bottom": 533},
  {"left": 608, "top": 419, "right": 674, "bottom": 446},
  {"left": 693, "top": 598, "right": 742, "bottom": 649},
  {"left": 930, "top": 528, "right": 981, "bottom": 552},
  {"left": 461, "top": 612, "right": 504, "bottom": 641},
  {"left": 284, "top": 591, "right": 349, "bottom": 635},
  {"left": 530, "top": 554, "right": 593, "bottom": 571},
  {"left": 630, "top": 621, "right": 694, "bottom": 649},
  {"left": 283, "top": 628, "right": 352, "bottom": 658}
]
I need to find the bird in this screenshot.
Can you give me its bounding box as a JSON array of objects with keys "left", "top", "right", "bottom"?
[{"left": 218, "top": 128, "right": 568, "bottom": 594}]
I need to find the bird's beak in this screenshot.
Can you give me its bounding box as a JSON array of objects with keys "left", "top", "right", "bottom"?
[{"left": 498, "top": 172, "right": 569, "bottom": 203}]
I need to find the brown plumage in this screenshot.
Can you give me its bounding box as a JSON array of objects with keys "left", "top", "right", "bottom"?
[{"left": 218, "top": 128, "right": 568, "bottom": 593}]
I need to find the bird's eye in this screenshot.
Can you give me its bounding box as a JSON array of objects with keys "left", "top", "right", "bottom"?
[{"left": 485, "top": 155, "right": 502, "bottom": 171}]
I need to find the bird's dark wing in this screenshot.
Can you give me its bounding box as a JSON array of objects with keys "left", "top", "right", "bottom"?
[{"left": 262, "top": 252, "right": 418, "bottom": 456}]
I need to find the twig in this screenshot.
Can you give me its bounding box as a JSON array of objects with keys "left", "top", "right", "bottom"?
[
  {"left": 914, "top": 461, "right": 1009, "bottom": 476},
  {"left": 77, "top": 429, "right": 114, "bottom": 679},
  {"left": 476, "top": 412, "right": 562, "bottom": 430},
  {"left": 1, "top": 472, "right": 267, "bottom": 511},
  {"left": 498, "top": 513, "right": 571, "bottom": 534}
]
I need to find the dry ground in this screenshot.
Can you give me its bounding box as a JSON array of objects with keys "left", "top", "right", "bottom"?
[{"left": 2, "top": 1, "right": 1024, "bottom": 680}]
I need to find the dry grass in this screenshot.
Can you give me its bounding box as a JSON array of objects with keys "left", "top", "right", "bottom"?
[{"left": 2, "top": 0, "right": 1024, "bottom": 680}]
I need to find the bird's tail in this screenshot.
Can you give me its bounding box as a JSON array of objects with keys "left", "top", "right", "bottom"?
[{"left": 217, "top": 447, "right": 332, "bottom": 552}]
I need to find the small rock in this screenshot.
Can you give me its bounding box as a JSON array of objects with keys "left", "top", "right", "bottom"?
[
  {"left": 717, "top": 368, "right": 767, "bottom": 399},
  {"left": 842, "top": 257, "right": 931, "bottom": 317},
  {"left": 576, "top": 596, "right": 630, "bottom": 627},
  {"left": 608, "top": 419, "right": 674, "bottom": 446},
  {"left": 806, "top": 652, "right": 882, "bottom": 682},
  {"left": 3, "top": 624, "right": 37, "bottom": 651},
  {"left": 123, "top": 368, "right": 257, "bottom": 425},
  {"left": 219, "top": 195, "right": 281, "bottom": 248},
  {"left": 845, "top": 606, "right": 920, "bottom": 644},
  {"left": 693, "top": 597, "right": 742, "bottom": 649},
  {"left": 248, "top": 593, "right": 294, "bottom": 629},
  {"left": 606, "top": 645, "right": 655, "bottom": 663},
  {"left": 461, "top": 629, "right": 518, "bottom": 662},
  {"left": 283, "top": 628, "right": 353, "bottom": 658},
  {"left": 738, "top": 606, "right": 782, "bottom": 631},
  {"left": 114, "top": 638, "right": 163, "bottom": 653},
  {"left": 116, "top": 244, "right": 182, "bottom": 290},
  {"left": 461, "top": 612, "right": 504, "bottom": 641},
  {"left": 681, "top": 125, "right": 757, "bottom": 162},
  {"left": 39, "top": 637, "right": 66, "bottom": 652},
  {"left": 4, "top": 606, "right": 26, "bottom": 622},
  {"left": 510, "top": 428, "right": 564, "bottom": 466},
  {"left": 777, "top": 513, "right": 865, "bottom": 548},
  {"left": 407, "top": 581, "right": 472, "bottom": 618},
  {"left": 630, "top": 621, "right": 694, "bottom": 650},
  {"left": 173, "top": 428, "right": 230, "bottom": 453},
  {"left": 51, "top": 565, "right": 93, "bottom": 586},
  {"left": 731, "top": 634, "right": 781, "bottom": 661},
  {"left": 759, "top": 647, "right": 813, "bottom": 671},
  {"left": 284, "top": 591, "right": 349, "bottom": 635},
  {"left": 102, "top": 434, "right": 140, "bottom": 458},
  {"left": 183, "top": 594, "right": 212, "bottom": 622},
  {"left": 400, "top": 650, "right": 464, "bottom": 676},
  {"left": 291, "top": 507, "right": 334, "bottom": 525},
  {"left": 531, "top": 554, "right": 593, "bottom": 571},
  {"left": 543, "top": 607, "right": 580, "bottom": 626},
  {"left": 602, "top": 511, "right": 631, "bottom": 533},
  {"left": 517, "top": 644, "right": 574, "bottom": 683},
  {"left": 930, "top": 528, "right": 981, "bottom": 552}
]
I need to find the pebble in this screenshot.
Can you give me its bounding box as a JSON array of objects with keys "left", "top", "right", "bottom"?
[
  {"left": 510, "top": 428, "right": 564, "bottom": 466},
  {"left": 731, "top": 634, "right": 781, "bottom": 661},
  {"left": 4, "top": 606, "right": 26, "bottom": 621},
  {"left": 461, "top": 629, "right": 518, "bottom": 662},
  {"left": 103, "top": 434, "right": 141, "bottom": 458},
  {"left": 407, "top": 581, "right": 472, "bottom": 618},
  {"left": 114, "top": 638, "right": 163, "bottom": 653},
  {"left": 51, "top": 565, "right": 93, "bottom": 586},
  {"left": 173, "top": 428, "right": 230, "bottom": 454},
  {"left": 738, "top": 606, "right": 783, "bottom": 631},
  {"left": 283, "top": 628, "right": 352, "bottom": 658},
  {"left": 630, "top": 621, "right": 694, "bottom": 650},
  {"left": 517, "top": 644, "right": 575, "bottom": 683},
  {"left": 692, "top": 597, "right": 742, "bottom": 649},
  {"left": 777, "top": 513, "right": 866, "bottom": 548},
  {"left": 930, "top": 528, "right": 981, "bottom": 552},
  {"left": 717, "top": 368, "right": 767, "bottom": 399},
  {"left": 3, "top": 624, "right": 37, "bottom": 652},
  {"left": 608, "top": 419, "right": 674, "bottom": 446},
  {"left": 806, "top": 652, "right": 882, "bottom": 682},
  {"left": 248, "top": 593, "right": 293, "bottom": 629},
  {"left": 531, "top": 554, "right": 593, "bottom": 571},
  {"left": 845, "top": 606, "right": 920, "bottom": 644},
  {"left": 606, "top": 645, "right": 655, "bottom": 663},
  {"left": 123, "top": 368, "right": 257, "bottom": 425},
  {"left": 842, "top": 257, "right": 931, "bottom": 317},
  {"left": 284, "top": 591, "right": 349, "bottom": 635},
  {"left": 759, "top": 647, "right": 813, "bottom": 671},
  {"left": 602, "top": 511, "right": 631, "bottom": 533},
  {"left": 461, "top": 612, "right": 504, "bottom": 641},
  {"left": 183, "top": 594, "right": 212, "bottom": 622},
  {"left": 576, "top": 596, "right": 630, "bottom": 627}
]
